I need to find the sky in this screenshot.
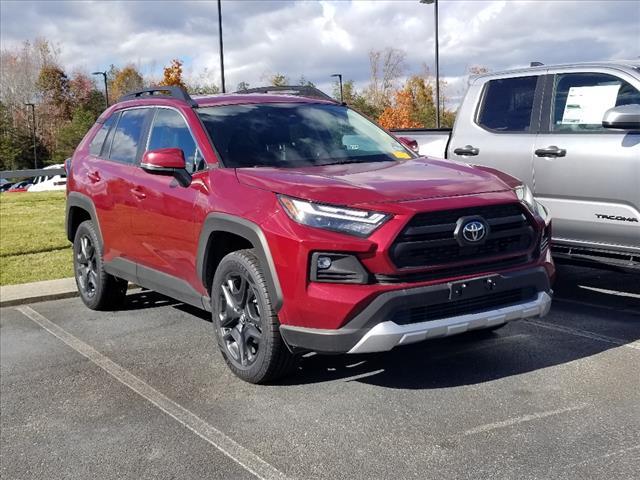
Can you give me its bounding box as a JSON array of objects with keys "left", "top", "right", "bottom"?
[{"left": 1, "top": 0, "right": 639, "bottom": 107}]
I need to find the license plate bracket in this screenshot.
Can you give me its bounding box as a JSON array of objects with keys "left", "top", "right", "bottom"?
[{"left": 449, "top": 275, "right": 500, "bottom": 300}]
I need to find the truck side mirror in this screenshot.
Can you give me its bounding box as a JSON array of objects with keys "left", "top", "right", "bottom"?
[{"left": 602, "top": 104, "right": 640, "bottom": 130}]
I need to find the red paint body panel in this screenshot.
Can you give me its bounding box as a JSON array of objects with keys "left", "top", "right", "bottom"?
[{"left": 68, "top": 94, "right": 554, "bottom": 332}]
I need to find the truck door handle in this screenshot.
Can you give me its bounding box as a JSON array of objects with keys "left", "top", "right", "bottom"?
[
  {"left": 535, "top": 146, "right": 566, "bottom": 158},
  {"left": 87, "top": 171, "right": 101, "bottom": 183},
  {"left": 453, "top": 145, "right": 479, "bottom": 156},
  {"left": 131, "top": 187, "right": 146, "bottom": 200}
]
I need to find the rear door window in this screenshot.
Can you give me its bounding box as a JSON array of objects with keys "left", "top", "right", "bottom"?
[
  {"left": 549, "top": 72, "right": 640, "bottom": 132},
  {"left": 477, "top": 76, "right": 538, "bottom": 132},
  {"left": 89, "top": 115, "right": 117, "bottom": 157},
  {"left": 109, "top": 109, "right": 149, "bottom": 164}
]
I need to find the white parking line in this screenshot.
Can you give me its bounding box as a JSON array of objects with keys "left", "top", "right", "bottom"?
[
  {"left": 524, "top": 318, "right": 640, "bottom": 351},
  {"left": 462, "top": 404, "right": 588, "bottom": 436},
  {"left": 579, "top": 285, "right": 640, "bottom": 299},
  {"left": 16, "top": 305, "right": 290, "bottom": 480},
  {"left": 560, "top": 444, "right": 640, "bottom": 470}
]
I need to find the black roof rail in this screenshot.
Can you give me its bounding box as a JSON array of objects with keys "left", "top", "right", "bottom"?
[
  {"left": 236, "top": 85, "right": 336, "bottom": 102},
  {"left": 118, "top": 86, "right": 198, "bottom": 107}
]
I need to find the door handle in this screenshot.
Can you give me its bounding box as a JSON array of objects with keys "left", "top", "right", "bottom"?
[
  {"left": 87, "top": 171, "right": 101, "bottom": 183},
  {"left": 131, "top": 187, "right": 146, "bottom": 200},
  {"left": 453, "top": 145, "right": 479, "bottom": 156},
  {"left": 535, "top": 146, "right": 566, "bottom": 158}
]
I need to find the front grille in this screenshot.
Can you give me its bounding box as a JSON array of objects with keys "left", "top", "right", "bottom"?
[
  {"left": 391, "top": 287, "right": 538, "bottom": 325},
  {"left": 390, "top": 203, "right": 535, "bottom": 269}
]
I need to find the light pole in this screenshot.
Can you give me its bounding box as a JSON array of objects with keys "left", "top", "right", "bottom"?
[
  {"left": 331, "top": 73, "right": 343, "bottom": 103},
  {"left": 218, "top": 0, "right": 226, "bottom": 93},
  {"left": 420, "top": 0, "right": 440, "bottom": 127},
  {"left": 24, "top": 102, "right": 37, "bottom": 168},
  {"left": 92, "top": 71, "right": 109, "bottom": 108}
]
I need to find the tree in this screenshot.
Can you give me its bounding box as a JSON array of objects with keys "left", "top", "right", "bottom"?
[
  {"left": 187, "top": 68, "right": 220, "bottom": 95},
  {"left": 236, "top": 81, "right": 250, "bottom": 91},
  {"left": 332, "top": 79, "right": 379, "bottom": 119},
  {"left": 69, "top": 72, "right": 104, "bottom": 117},
  {"left": 36, "top": 65, "right": 72, "bottom": 119},
  {"left": 378, "top": 89, "right": 423, "bottom": 130},
  {"left": 269, "top": 73, "right": 289, "bottom": 86},
  {"left": 298, "top": 75, "right": 315, "bottom": 87},
  {"left": 159, "top": 59, "right": 186, "bottom": 88},
  {"left": 54, "top": 107, "right": 95, "bottom": 162},
  {"left": 109, "top": 64, "right": 144, "bottom": 100},
  {"left": 364, "top": 47, "right": 406, "bottom": 113}
]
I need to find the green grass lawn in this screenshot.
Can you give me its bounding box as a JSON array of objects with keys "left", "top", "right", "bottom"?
[{"left": 0, "top": 191, "right": 73, "bottom": 285}]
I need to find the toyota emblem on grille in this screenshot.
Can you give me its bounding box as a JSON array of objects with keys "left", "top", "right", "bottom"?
[
  {"left": 462, "top": 220, "right": 486, "bottom": 242},
  {"left": 454, "top": 216, "right": 490, "bottom": 246}
]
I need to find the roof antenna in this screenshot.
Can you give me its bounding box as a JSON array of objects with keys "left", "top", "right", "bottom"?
[{"left": 530, "top": 61, "right": 544, "bottom": 67}]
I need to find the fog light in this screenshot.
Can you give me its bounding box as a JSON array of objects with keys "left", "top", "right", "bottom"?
[{"left": 317, "top": 256, "right": 332, "bottom": 270}]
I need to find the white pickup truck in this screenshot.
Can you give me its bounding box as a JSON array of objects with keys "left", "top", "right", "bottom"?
[{"left": 394, "top": 60, "right": 640, "bottom": 272}]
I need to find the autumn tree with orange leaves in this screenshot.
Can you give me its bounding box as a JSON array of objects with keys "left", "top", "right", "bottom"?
[
  {"left": 378, "top": 89, "right": 423, "bottom": 129},
  {"left": 159, "top": 59, "right": 186, "bottom": 88}
]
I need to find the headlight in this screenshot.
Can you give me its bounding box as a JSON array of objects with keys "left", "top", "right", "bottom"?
[
  {"left": 278, "top": 195, "right": 391, "bottom": 237},
  {"left": 514, "top": 184, "right": 550, "bottom": 223},
  {"left": 515, "top": 184, "right": 536, "bottom": 212}
]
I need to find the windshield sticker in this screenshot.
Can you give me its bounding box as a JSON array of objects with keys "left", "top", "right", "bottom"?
[
  {"left": 393, "top": 151, "right": 411, "bottom": 159},
  {"left": 560, "top": 84, "right": 620, "bottom": 125}
]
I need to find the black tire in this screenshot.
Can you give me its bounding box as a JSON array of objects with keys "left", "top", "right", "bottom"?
[
  {"left": 211, "top": 249, "right": 295, "bottom": 384},
  {"left": 73, "top": 220, "right": 128, "bottom": 310}
]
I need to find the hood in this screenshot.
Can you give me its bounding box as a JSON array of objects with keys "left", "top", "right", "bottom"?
[{"left": 236, "top": 157, "right": 512, "bottom": 206}]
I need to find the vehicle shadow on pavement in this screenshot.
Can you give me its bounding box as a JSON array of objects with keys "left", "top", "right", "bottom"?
[
  {"left": 277, "top": 267, "right": 640, "bottom": 389},
  {"left": 115, "top": 268, "right": 638, "bottom": 390},
  {"left": 278, "top": 308, "right": 639, "bottom": 389},
  {"left": 117, "top": 289, "right": 211, "bottom": 321}
]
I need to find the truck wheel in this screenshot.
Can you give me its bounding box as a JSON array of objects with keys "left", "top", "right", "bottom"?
[
  {"left": 211, "top": 249, "right": 295, "bottom": 384},
  {"left": 73, "top": 220, "right": 127, "bottom": 310}
]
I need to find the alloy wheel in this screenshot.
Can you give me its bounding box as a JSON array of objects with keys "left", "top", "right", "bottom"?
[
  {"left": 218, "top": 272, "right": 263, "bottom": 368},
  {"left": 76, "top": 234, "right": 98, "bottom": 298}
]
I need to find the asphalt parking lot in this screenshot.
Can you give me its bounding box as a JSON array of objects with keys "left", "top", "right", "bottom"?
[{"left": 1, "top": 265, "right": 639, "bottom": 480}]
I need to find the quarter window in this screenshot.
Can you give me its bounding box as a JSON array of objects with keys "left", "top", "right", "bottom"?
[
  {"left": 89, "top": 115, "right": 117, "bottom": 157},
  {"left": 109, "top": 109, "right": 149, "bottom": 164},
  {"left": 147, "top": 108, "right": 202, "bottom": 172},
  {"left": 550, "top": 73, "right": 640, "bottom": 132},
  {"left": 477, "top": 76, "right": 538, "bottom": 132}
]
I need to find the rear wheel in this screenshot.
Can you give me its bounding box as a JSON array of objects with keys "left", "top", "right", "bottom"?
[
  {"left": 211, "top": 249, "right": 295, "bottom": 384},
  {"left": 73, "top": 220, "right": 127, "bottom": 310}
]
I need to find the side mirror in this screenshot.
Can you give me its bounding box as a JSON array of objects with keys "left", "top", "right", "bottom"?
[
  {"left": 141, "top": 148, "right": 191, "bottom": 187},
  {"left": 602, "top": 104, "right": 640, "bottom": 130},
  {"left": 398, "top": 136, "right": 419, "bottom": 154}
]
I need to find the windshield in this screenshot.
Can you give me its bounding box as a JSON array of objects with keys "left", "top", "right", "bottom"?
[{"left": 197, "top": 103, "right": 415, "bottom": 168}]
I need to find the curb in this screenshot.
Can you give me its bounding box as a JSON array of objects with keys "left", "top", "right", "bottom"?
[{"left": 0, "top": 277, "right": 79, "bottom": 308}]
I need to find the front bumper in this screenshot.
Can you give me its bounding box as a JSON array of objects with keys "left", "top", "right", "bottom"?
[{"left": 279, "top": 266, "right": 551, "bottom": 354}]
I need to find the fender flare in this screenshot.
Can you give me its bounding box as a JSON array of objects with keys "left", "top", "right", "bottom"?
[
  {"left": 196, "top": 213, "right": 283, "bottom": 311},
  {"left": 66, "top": 192, "right": 103, "bottom": 245}
]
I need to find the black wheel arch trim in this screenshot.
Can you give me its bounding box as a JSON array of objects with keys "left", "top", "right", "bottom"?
[
  {"left": 196, "top": 213, "right": 283, "bottom": 311},
  {"left": 66, "top": 192, "right": 103, "bottom": 246}
]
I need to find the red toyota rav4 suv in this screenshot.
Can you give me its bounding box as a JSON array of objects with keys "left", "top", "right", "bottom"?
[{"left": 66, "top": 86, "right": 554, "bottom": 383}]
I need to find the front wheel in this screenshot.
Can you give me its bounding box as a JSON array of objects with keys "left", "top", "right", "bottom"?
[{"left": 211, "top": 249, "right": 295, "bottom": 384}]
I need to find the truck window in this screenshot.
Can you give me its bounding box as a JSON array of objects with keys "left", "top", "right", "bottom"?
[
  {"left": 109, "top": 109, "right": 149, "bottom": 165},
  {"left": 550, "top": 73, "right": 640, "bottom": 132},
  {"left": 477, "top": 76, "right": 538, "bottom": 132}
]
